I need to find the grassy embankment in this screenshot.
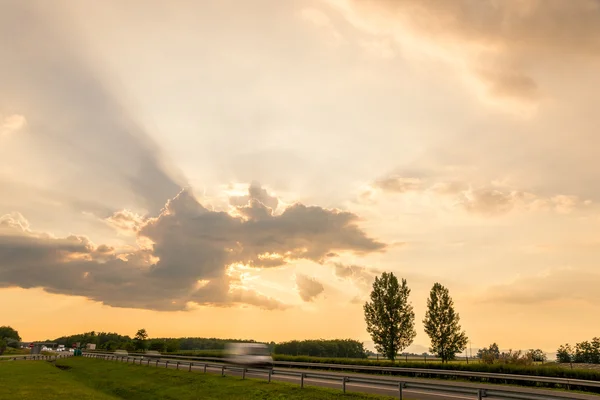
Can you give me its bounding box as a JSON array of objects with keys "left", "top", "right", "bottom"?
[{"left": 0, "top": 358, "right": 399, "bottom": 400}]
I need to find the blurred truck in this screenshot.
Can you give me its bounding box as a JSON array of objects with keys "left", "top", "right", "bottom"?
[{"left": 224, "top": 343, "right": 273, "bottom": 369}]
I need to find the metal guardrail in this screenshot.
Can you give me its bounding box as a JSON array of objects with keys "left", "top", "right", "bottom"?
[
  {"left": 82, "top": 352, "right": 591, "bottom": 400},
  {"left": 86, "top": 350, "right": 600, "bottom": 391},
  {"left": 0, "top": 353, "right": 73, "bottom": 361}
]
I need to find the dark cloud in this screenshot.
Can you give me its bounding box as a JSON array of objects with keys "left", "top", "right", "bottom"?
[
  {"left": 295, "top": 274, "right": 324, "bottom": 302},
  {"left": 0, "top": 1, "right": 185, "bottom": 215},
  {"left": 0, "top": 187, "right": 385, "bottom": 311}
]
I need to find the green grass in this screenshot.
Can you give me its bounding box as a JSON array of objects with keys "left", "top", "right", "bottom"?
[
  {"left": 0, "top": 358, "right": 398, "bottom": 399},
  {"left": 0, "top": 360, "right": 116, "bottom": 399},
  {"left": 1, "top": 347, "right": 30, "bottom": 355}
]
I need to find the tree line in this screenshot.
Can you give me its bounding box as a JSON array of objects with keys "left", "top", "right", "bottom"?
[
  {"left": 557, "top": 338, "right": 600, "bottom": 364},
  {"left": 49, "top": 329, "right": 367, "bottom": 358},
  {"left": 363, "top": 272, "right": 468, "bottom": 362},
  {"left": 274, "top": 339, "right": 367, "bottom": 358}
]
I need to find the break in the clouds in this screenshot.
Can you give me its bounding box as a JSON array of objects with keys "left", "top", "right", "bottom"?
[
  {"left": 0, "top": 184, "right": 385, "bottom": 311},
  {"left": 0, "top": 1, "right": 185, "bottom": 215},
  {"left": 295, "top": 274, "right": 325, "bottom": 302},
  {"left": 229, "top": 181, "right": 279, "bottom": 211},
  {"left": 326, "top": 0, "right": 600, "bottom": 103}
]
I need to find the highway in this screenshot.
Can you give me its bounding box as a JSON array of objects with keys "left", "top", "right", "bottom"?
[{"left": 100, "top": 355, "right": 598, "bottom": 400}]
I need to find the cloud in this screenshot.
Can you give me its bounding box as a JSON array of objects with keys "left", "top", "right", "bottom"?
[
  {"left": 0, "top": 212, "right": 30, "bottom": 232},
  {"left": 480, "top": 268, "right": 600, "bottom": 306},
  {"left": 333, "top": 262, "right": 379, "bottom": 289},
  {"left": 104, "top": 210, "right": 145, "bottom": 235},
  {"left": 477, "top": 69, "right": 538, "bottom": 101},
  {"left": 229, "top": 181, "right": 279, "bottom": 211},
  {"left": 295, "top": 274, "right": 325, "bottom": 302},
  {"left": 0, "top": 185, "right": 384, "bottom": 311},
  {"left": 0, "top": 1, "right": 186, "bottom": 215},
  {"left": 300, "top": 7, "right": 344, "bottom": 45},
  {"left": 458, "top": 188, "right": 522, "bottom": 215},
  {"left": 373, "top": 176, "right": 421, "bottom": 193},
  {"left": 325, "top": 0, "right": 600, "bottom": 103},
  {"left": 0, "top": 114, "right": 26, "bottom": 137},
  {"left": 370, "top": 174, "right": 590, "bottom": 216}
]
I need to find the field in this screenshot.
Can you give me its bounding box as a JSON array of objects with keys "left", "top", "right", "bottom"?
[
  {"left": 0, "top": 358, "right": 396, "bottom": 400},
  {"left": 1, "top": 347, "right": 30, "bottom": 356}
]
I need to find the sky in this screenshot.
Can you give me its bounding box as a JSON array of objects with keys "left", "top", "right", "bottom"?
[{"left": 1, "top": 0, "right": 600, "bottom": 355}]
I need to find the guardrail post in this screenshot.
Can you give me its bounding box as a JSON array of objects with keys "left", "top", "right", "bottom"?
[
  {"left": 165, "top": 360, "right": 169, "bottom": 369},
  {"left": 342, "top": 377, "right": 347, "bottom": 393},
  {"left": 268, "top": 369, "right": 272, "bottom": 383},
  {"left": 188, "top": 362, "right": 192, "bottom": 372},
  {"left": 147, "top": 359, "right": 150, "bottom": 366},
  {"left": 176, "top": 361, "right": 180, "bottom": 370},
  {"left": 155, "top": 360, "right": 159, "bottom": 367},
  {"left": 477, "top": 388, "right": 483, "bottom": 400},
  {"left": 301, "top": 373, "right": 305, "bottom": 389},
  {"left": 398, "top": 382, "right": 403, "bottom": 400},
  {"left": 203, "top": 364, "right": 207, "bottom": 374},
  {"left": 242, "top": 368, "right": 246, "bottom": 380},
  {"left": 221, "top": 366, "right": 225, "bottom": 377}
]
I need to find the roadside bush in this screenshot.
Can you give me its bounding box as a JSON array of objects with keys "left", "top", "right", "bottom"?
[{"left": 557, "top": 338, "right": 600, "bottom": 364}]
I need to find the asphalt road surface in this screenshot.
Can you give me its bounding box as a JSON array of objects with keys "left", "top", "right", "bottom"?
[{"left": 105, "top": 355, "right": 598, "bottom": 400}]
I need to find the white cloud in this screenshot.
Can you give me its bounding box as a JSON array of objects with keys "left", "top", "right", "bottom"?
[
  {"left": 369, "top": 175, "right": 591, "bottom": 216},
  {"left": 300, "top": 7, "right": 344, "bottom": 45},
  {"left": 0, "top": 114, "right": 26, "bottom": 137}
]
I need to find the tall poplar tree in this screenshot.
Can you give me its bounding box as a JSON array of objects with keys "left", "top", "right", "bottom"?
[
  {"left": 364, "top": 272, "right": 416, "bottom": 361},
  {"left": 423, "top": 282, "right": 468, "bottom": 363}
]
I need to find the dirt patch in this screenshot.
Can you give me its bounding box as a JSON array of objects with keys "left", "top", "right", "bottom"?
[{"left": 54, "top": 364, "right": 72, "bottom": 371}]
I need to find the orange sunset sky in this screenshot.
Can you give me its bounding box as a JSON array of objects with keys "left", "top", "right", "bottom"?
[{"left": 1, "top": 0, "right": 600, "bottom": 354}]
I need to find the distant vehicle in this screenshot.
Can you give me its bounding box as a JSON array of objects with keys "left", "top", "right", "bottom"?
[
  {"left": 143, "top": 350, "right": 162, "bottom": 360},
  {"left": 224, "top": 343, "right": 273, "bottom": 369}
]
